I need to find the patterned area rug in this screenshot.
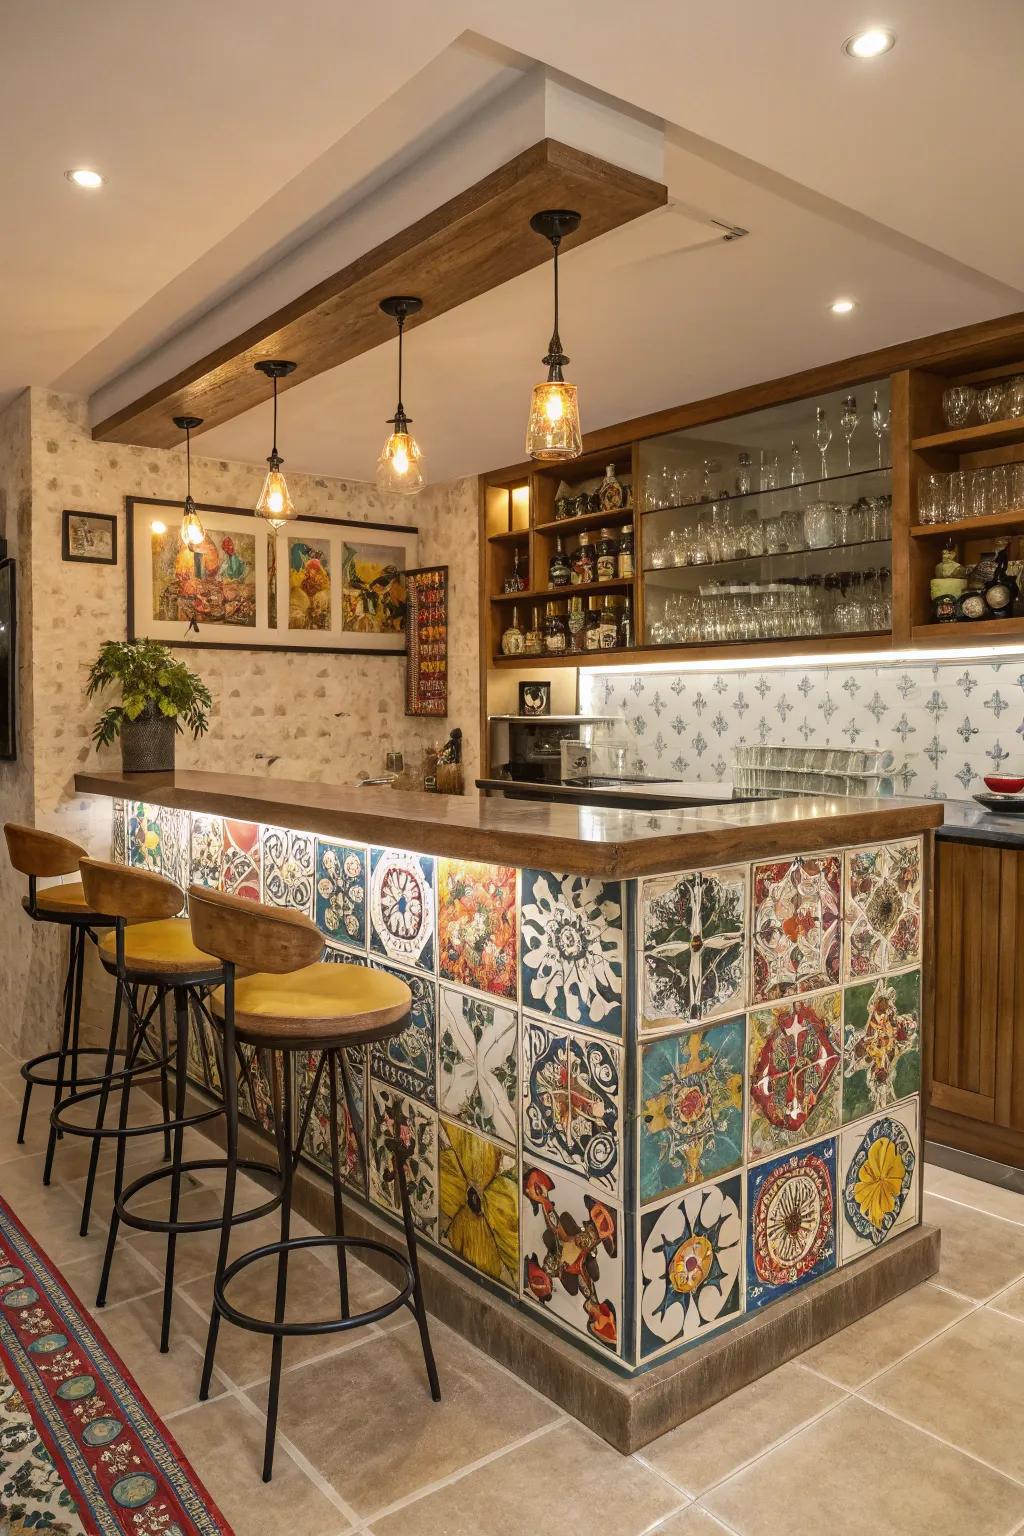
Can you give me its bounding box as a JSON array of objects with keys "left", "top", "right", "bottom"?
[{"left": 0, "top": 1195, "right": 231, "bottom": 1536}]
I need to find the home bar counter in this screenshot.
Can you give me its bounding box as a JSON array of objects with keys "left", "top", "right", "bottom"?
[{"left": 75, "top": 769, "right": 942, "bottom": 1450}]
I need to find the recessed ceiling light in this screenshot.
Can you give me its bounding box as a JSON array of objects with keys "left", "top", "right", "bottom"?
[
  {"left": 830, "top": 297, "right": 856, "bottom": 315},
  {"left": 843, "top": 27, "right": 896, "bottom": 58},
  {"left": 65, "top": 168, "right": 104, "bottom": 189}
]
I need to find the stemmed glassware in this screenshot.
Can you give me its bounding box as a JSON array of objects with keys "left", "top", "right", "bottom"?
[
  {"left": 789, "top": 440, "right": 804, "bottom": 486},
  {"left": 840, "top": 395, "right": 859, "bottom": 468},
  {"left": 814, "top": 408, "right": 832, "bottom": 480}
]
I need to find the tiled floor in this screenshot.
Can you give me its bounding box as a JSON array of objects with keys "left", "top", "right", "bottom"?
[{"left": 3, "top": 1052, "right": 1024, "bottom": 1536}]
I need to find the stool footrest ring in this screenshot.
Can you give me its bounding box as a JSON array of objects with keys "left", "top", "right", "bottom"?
[
  {"left": 213, "top": 1235, "right": 415, "bottom": 1338},
  {"left": 51, "top": 1082, "right": 223, "bottom": 1141},
  {"left": 112, "top": 1158, "right": 283, "bottom": 1235},
  {"left": 20, "top": 1047, "right": 132, "bottom": 1091}
]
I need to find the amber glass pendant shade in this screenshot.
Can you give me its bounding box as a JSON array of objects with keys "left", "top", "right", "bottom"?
[
  {"left": 377, "top": 428, "right": 424, "bottom": 495},
  {"left": 525, "top": 210, "right": 583, "bottom": 462},
  {"left": 172, "top": 416, "right": 206, "bottom": 548},
  {"left": 253, "top": 360, "right": 298, "bottom": 527},
  {"left": 525, "top": 380, "right": 582, "bottom": 461}
]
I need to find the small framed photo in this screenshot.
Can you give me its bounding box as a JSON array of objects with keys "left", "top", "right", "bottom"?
[
  {"left": 519, "top": 679, "right": 551, "bottom": 717},
  {"left": 62, "top": 510, "right": 117, "bottom": 565}
]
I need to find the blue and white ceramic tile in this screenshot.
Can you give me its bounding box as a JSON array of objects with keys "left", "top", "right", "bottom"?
[
  {"left": 522, "top": 1015, "right": 622, "bottom": 1194},
  {"left": 159, "top": 807, "right": 190, "bottom": 896},
  {"left": 261, "top": 825, "right": 315, "bottom": 915},
  {"left": 314, "top": 838, "right": 367, "bottom": 950},
  {"left": 369, "top": 847, "right": 436, "bottom": 974},
  {"left": 437, "top": 985, "right": 518, "bottom": 1148},
  {"left": 838, "top": 1097, "right": 919, "bottom": 1265},
  {"left": 521, "top": 1161, "right": 623, "bottom": 1356},
  {"left": 111, "top": 799, "right": 127, "bottom": 864},
  {"left": 369, "top": 959, "right": 437, "bottom": 1107},
  {"left": 520, "top": 869, "right": 624, "bottom": 1035},
  {"left": 580, "top": 658, "right": 1024, "bottom": 801},
  {"left": 639, "top": 865, "right": 747, "bottom": 1029},
  {"left": 746, "top": 1136, "right": 837, "bottom": 1311},
  {"left": 639, "top": 1172, "right": 743, "bottom": 1361}
]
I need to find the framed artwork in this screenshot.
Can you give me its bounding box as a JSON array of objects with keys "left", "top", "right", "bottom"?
[
  {"left": 518, "top": 680, "right": 551, "bottom": 717},
  {"left": 62, "top": 510, "right": 117, "bottom": 565},
  {"left": 126, "top": 497, "right": 416, "bottom": 654},
  {"left": 405, "top": 565, "right": 448, "bottom": 716}
]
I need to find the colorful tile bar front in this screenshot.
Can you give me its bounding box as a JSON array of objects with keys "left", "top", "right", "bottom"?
[{"left": 113, "top": 799, "right": 925, "bottom": 1376}]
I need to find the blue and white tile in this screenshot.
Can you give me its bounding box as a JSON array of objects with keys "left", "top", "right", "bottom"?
[
  {"left": 369, "top": 958, "right": 437, "bottom": 1107},
  {"left": 261, "top": 825, "right": 314, "bottom": 915},
  {"left": 314, "top": 838, "right": 367, "bottom": 950},
  {"left": 522, "top": 1015, "right": 622, "bottom": 1194},
  {"left": 520, "top": 868, "right": 624, "bottom": 1035},
  {"left": 369, "top": 847, "right": 436, "bottom": 974},
  {"left": 437, "top": 984, "right": 518, "bottom": 1148},
  {"left": 638, "top": 1171, "right": 744, "bottom": 1362}
]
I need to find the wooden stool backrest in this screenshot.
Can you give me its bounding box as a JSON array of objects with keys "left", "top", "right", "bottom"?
[
  {"left": 79, "top": 857, "right": 184, "bottom": 921},
  {"left": 4, "top": 822, "right": 86, "bottom": 879},
  {"left": 188, "top": 885, "right": 324, "bottom": 973}
]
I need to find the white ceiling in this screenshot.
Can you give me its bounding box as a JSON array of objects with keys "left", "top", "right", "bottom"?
[{"left": 5, "top": 0, "right": 1024, "bottom": 485}]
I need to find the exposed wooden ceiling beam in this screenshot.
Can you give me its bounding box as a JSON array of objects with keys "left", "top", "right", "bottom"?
[{"left": 92, "top": 138, "right": 667, "bottom": 449}]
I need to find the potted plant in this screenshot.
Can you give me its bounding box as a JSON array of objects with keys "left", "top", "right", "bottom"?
[{"left": 87, "top": 638, "right": 212, "bottom": 772}]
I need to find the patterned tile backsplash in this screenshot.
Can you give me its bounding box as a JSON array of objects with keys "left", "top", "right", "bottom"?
[{"left": 579, "top": 657, "right": 1024, "bottom": 799}]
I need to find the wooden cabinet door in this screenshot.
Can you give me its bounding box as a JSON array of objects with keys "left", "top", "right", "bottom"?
[{"left": 930, "top": 840, "right": 1002, "bottom": 1123}]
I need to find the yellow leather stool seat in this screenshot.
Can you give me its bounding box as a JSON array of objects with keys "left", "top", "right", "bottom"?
[
  {"left": 99, "top": 918, "right": 222, "bottom": 981},
  {"left": 211, "top": 962, "right": 410, "bottom": 1046},
  {"left": 26, "top": 881, "right": 103, "bottom": 918}
]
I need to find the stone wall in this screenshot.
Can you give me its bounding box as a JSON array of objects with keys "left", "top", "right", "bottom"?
[{"left": 0, "top": 387, "right": 479, "bottom": 1056}]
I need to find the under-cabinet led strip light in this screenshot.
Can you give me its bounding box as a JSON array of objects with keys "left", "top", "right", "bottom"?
[{"left": 581, "top": 642, "right": 1024, "bottom": 676}]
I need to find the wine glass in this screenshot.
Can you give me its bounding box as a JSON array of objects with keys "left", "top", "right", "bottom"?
[
  {"left": 871, "top": 391, "right": 885, "bottom": 467},
  {"left": 789, "top": 440, "right": 804, "bottom": 486},
  {"left": 840, "top": 395, "right": 859, "bottom": 469},
  {"left": 814, "top": 407, "right": 832, "bottom": 480},
  {"left": 759, "top": 449, "right": 779, "bottom": 491},
  {"left": 941, "top": 385, "right": 975, "bottom": 428}
]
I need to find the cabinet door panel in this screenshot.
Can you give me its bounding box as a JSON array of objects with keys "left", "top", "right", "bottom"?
[{"left": 930, "top": 841, "right": 1000, "bottom": 1123}]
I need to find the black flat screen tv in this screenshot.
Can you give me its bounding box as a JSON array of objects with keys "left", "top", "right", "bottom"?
[{"left": 0, "top": 559, "right": 16, "bottom": 760}]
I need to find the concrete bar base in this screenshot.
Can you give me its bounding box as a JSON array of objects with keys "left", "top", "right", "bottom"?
[{"left": 186, "top": 1086, "right": 940, "bottom": 1454}]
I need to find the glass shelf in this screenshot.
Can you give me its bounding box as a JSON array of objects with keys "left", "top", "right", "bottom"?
[
  {"left": 644, "top": 537, "right": 891, "bottom": 581},
  {"left": 640, "top": 464, "right": 892, "bottom": 517}
]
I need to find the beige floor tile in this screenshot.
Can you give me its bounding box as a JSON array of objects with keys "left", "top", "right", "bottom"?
[
  {"left": 97, "top": 1291, "right": 229, "bottom": 1416},
  {"left": 59, "top": 1242, "right": 163, "bottom": 1309},
  {"left": 168, "top": 1395, "right": 352, "bottom": 1531},
  {"left": 923, "top": 1191, "right": 1024, "bottom": 1300},
  {"left": 0, "top": 1158, "right": 111, "bottom": 1265},
  {"left": 247, "top": 1319, "right": 560, "bottom": 1519},
  {"left": 372, "top": 1419, "right": 681, "bottom": 1536},
  {"left": 925, "top": 1164, "right": 1024, "bottom": 1226},
  {"left": 123, "top": 1184, "right": 312, "bottom": 1286},
  {"left": 650, "top": 1510, "right": 734, "bottom": 1536},
  {"left": 641, "top": 1360, "right": 845, "bottom": 1497},
  {"left": 989, "top": 1276, "right": 1024, "bottom": 1322},
  {"left": 703, "top": 1397, "right": 1024, "bottom": 1536},
  {"left": 862, "top": 1307, "right": 1024, "bottom": 1481},
  {"left": 798, "top": 1281, "right": 971, "bottom": 1389}
]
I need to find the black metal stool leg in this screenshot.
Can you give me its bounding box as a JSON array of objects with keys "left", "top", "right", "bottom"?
[
  {"left": 96, "top": 985, "right": 160, "bottom": 1308},
  {"left": 199, "top": 1008, "right": 238, "bottom": 1401},
  {"left": 158, "top": 987, "right": 191, "bottom": 1353},
  {"left": 327, "top": 1051, "right": 350, "bottom": 1320},
  {"left": 263, "top": 1052, "right": 293, "bottom": 1483},
  {"left": 158, "top": 993, "right": 172, "bottom": 1162},
  {"left": 80, "top": 981, "right": 124, "bottom": 1237},
  {"left": 395, "top": 1113, "right": 441, "bottom": 1403},
  {"left": 42, "top": 929, "right": 82, "bottom": 1180}
]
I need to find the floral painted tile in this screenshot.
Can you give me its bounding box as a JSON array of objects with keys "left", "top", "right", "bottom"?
[
  {"left": 159, "top": 807, "right": 190, "bottom": 894},
  {"left": 261, "top": 825, "right": 314, "bottom": 915},
  {"left": 437, "top": 858, "right": 517, "bottom": 1000},
  {"left": 523, "top": 1017, "right": 622, "bottom": 1194},
  {"left": 746, "top": 1135, "right": 837, "bottom": 1311},
  {"left": 747, "top": 992, "right": 842, "bottom": 1161},
  {"left": 844, "top": 839, "right": 922, "bottom": 980},
  {"left": 367, "top": 1082, "right": 437, "bottom": 1239},
  {"left": 438, "top": 1119, "right": 519, "bottom": 1290},
  {"left": 751, "top": 853, "right": 841, "bottom": 1003},
  {"left": 640, "top": 865, "right": 747, "bottom": 1029},
  {"left": 520, "top": 869, "right": 624, "bottom": 1035},
  {"left": 639, "top": 1019, "right": 744, "bottom": 1203},
  {"left": 437, "top": 986, "right": 517, "bottom": 1147},
  {"left": 521, "top": 1162, "right": 621, "bottom": 1354},
  {"left": 639, "top": 1172, "right": 743, "bottom": 1360},
  {"left": 185, "top": 1010, "right": 221, "bottom": 1094},
  {"left": 298, "top": 1046, "right": 367, "bottom": 1194},
  {"left": 111, "top": 798, "right": 127, "bottom": 864},
  {"left": 368, "top": 960, "right": 436, "bottom": 1107},
  {"left": 237, "top": 1044, "right": 279, "bottom": 1136},
  {"left": 190, "top": 814, "right": 224, "bottom": 890},
  {"left": 127, "top": 802, "right": 162, "bottom": 872},
  {"left": 314, "top": 839, "right": 366, "bottom": 949},
  {"left": 369, "top": 848, "right": 435, "bottom": 974},
  {"left": 222, "top": 819, "right": 262, "bottom": 902},
  {"left": 843, "top": 970, "right": 921, "bottom": 1123},
  {"left": 839, "top": 1098, "right": 919, "bottom": 1264}
]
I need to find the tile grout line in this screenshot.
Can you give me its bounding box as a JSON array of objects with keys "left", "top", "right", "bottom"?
[
  {"left": 635, "top": 1499, "right": 694, "bottom": 1535},
  {"left": 927, "top": 1187, "right": 1024, "bottom": 1230},
  {"left": 852, "top": 1388, "right": 1024, "bottom": 1491},
  {"left": 793, "top": 1286, "right": 985, "bottom": 1394},
  {"left": 223, "top": 1380, "right": 363, "bottom": 1528}
]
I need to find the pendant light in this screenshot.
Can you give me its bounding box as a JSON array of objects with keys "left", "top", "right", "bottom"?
[
  {"left": 172, "top": 415, "right": 206, "bottom": 549},
  {"left": 253, "top": 360, "right": 298, "bottom": 527},
  {"left": 525, "top": 209, "right": 582, "bottom": 461},
  {"left": 377, "top": 296, "right": 425, "bottom": 495}
]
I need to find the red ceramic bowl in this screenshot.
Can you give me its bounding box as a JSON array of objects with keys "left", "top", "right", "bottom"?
[{"left": 984, "top": 775, "right": 1024, "bottom": 795}]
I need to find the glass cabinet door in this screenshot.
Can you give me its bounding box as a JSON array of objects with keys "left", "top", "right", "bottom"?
[{"left": 638, "top": 381, "right": 892, "bottom": 647}]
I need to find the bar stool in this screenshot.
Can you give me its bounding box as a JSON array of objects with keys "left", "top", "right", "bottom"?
[
  {"left": 3, "top": 823, "right": 117, "bottom": 1185},
  {"left": 55, "top": 859, "right": 281, "bottom": 1352},
  {"left": 188, "top": 885, "right": 441, "bottom": 1482}
]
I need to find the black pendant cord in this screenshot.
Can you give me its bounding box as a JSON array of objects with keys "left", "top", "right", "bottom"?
[
  {"left": 184, "top": 423, "right": 192, "bottom": 501},
  {"left": 271, "top": 376, "right": 279, "bottom": 461},
  {"left": 392, "top": 311, "right": 410, "bottom": 433},
  {"left": 544, "top": 235, "right": 568, "bottom": 381}
]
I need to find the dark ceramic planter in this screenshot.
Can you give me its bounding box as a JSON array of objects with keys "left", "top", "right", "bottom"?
[{"left": 120, "top": 704, "right": 176, "bottom": 773}]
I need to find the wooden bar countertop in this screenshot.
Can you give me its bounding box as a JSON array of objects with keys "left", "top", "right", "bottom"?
[{"left": 74, "top": 769, "right": 943, "bottom": 878}]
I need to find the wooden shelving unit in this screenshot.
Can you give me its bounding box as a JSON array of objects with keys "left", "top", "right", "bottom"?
[
  {"left": 912, "top": 417, "right": 1024, "bottom": 454},
  {"left": 910, "top": 509, "right": 1024, "bottom": 540},
  {"left": 911, "top": 616, "right": 1024, "bottom": 644},
  {"left": 491, "top": 578, "right": 632, "bottom": 605}
]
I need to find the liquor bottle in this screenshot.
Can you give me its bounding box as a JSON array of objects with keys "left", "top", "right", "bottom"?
[
  {"left": 617, "top": 525, "right": 634, "bottom": 579},
  {"left": 523, "top": 604, "right": 544, "bottom": 655},
  {"left": 598, "top": 463, "right": 626, "bottom": 512},
  {"left": 548, "top": 536, "right": 571, "bottom": 588},
  {"left": 572, "top": 531, "right": 597, "bottom": 585},
  {"left": 583, "top": 596, "right": 602, "bottom": 651},
  {"left": 567, "top": 595, "right": 586, "bottom": 651},
  {"left": 503, "top": 547, "right": 527, "bottom": 593},
  {"left": 596, "top": 529, "right": 618, "bottom": 582},
  {"left": 619, "top": 593, "right": 634, "bottom": 649},
  {"left": 543, "top": 600, "right": 569, "bottom": 654},
  {"left": 500, "top": 606, "right": 525, "bottom": 656},
  {"left": 599, "top": 594, "right": 619, "bottom": 648}
]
